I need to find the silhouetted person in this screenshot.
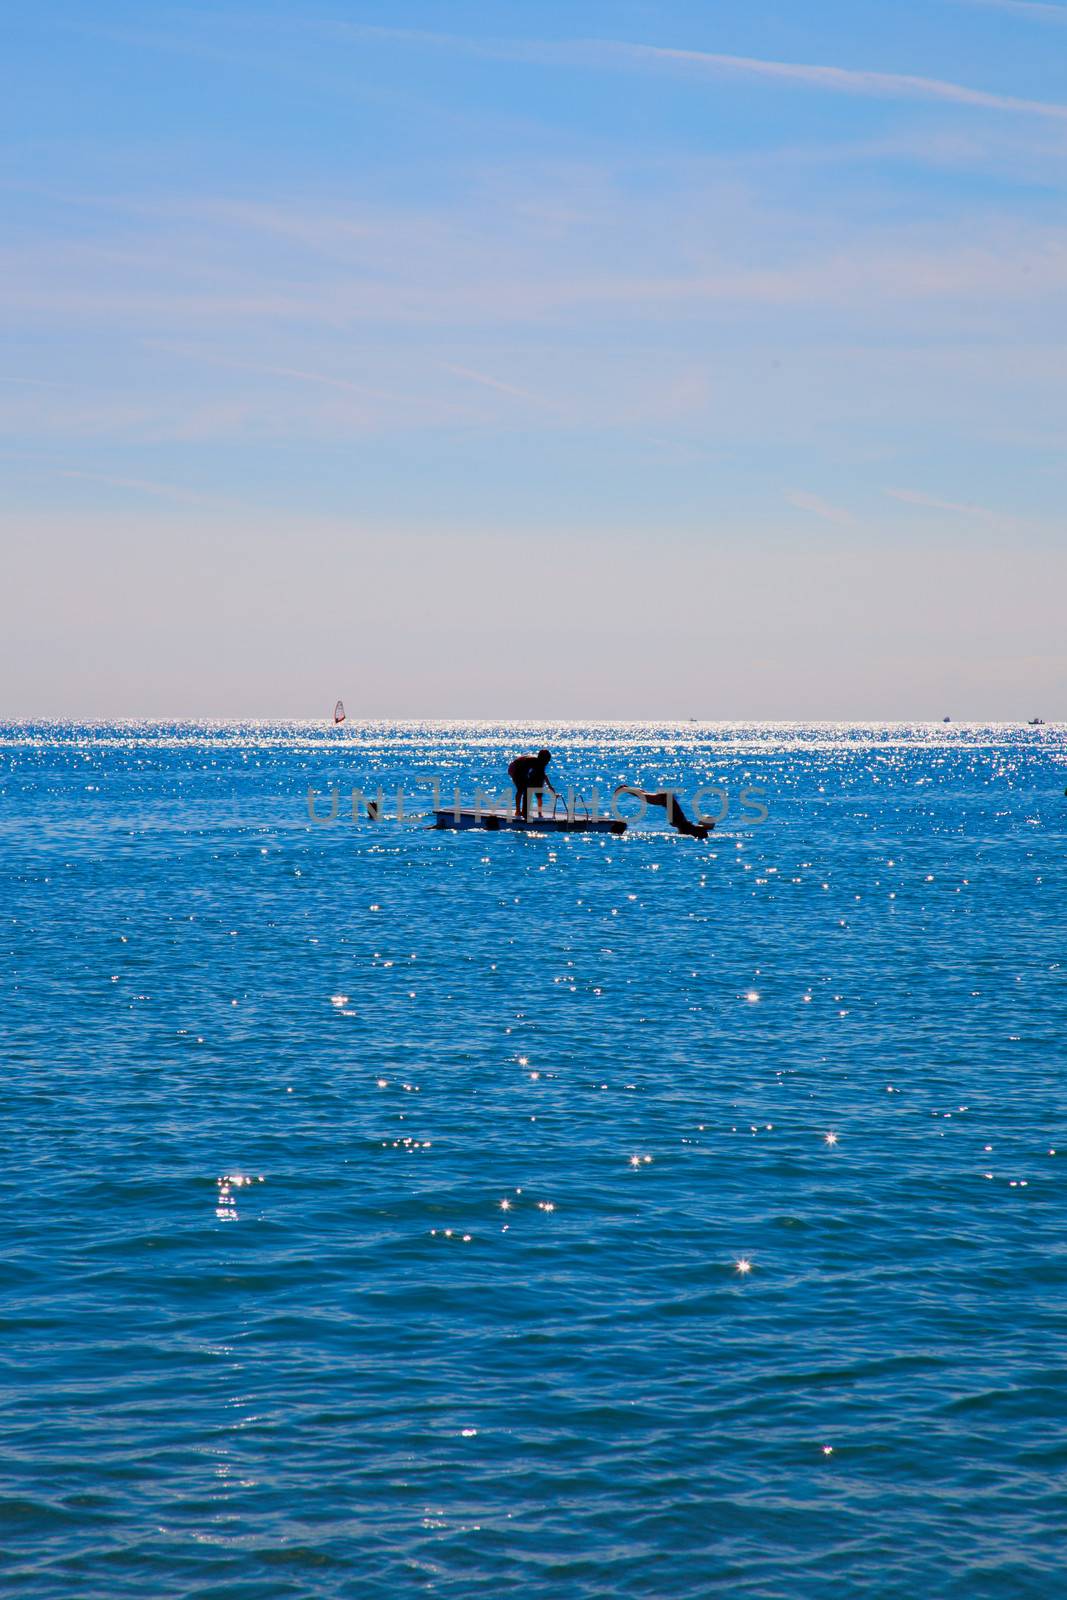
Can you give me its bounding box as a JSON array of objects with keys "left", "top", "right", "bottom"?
[
  {"left": 508, "top": 747, "right": 557, "bottom": 820},
  {"left": 615, "top": 785, "right": 712, "bottom": 839}
]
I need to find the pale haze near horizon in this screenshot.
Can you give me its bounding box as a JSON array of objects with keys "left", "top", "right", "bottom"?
[{"left": 3, "top": 1, "right": 1066, "bottom": 721}]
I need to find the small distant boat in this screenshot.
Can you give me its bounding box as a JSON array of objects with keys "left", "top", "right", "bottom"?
[
  {"left": 943, "top": 716, "right": 951, "bottom": 723},
  {"left": 1028, "top": 717, "right": 1045, "bottom": 726},
  {"left": 333, "top": 699, "right": 346, "bottom": 724}
]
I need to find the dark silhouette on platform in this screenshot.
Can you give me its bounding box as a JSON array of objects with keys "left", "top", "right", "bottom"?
[{"left": 508, "top": 748, "right": 557, "bottom": 820}]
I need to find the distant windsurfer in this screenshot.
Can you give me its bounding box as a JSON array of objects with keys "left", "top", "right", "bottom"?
[
  {"left": 508, "top": 747, "right": 557, "bottom": 820},
  {"left": 615, "top": 785, "right": 712, "bottom": 839}
]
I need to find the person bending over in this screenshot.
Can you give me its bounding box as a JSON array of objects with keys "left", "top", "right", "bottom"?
[{"left": 508, "top": 747, "right": 557, "bottom": 820}]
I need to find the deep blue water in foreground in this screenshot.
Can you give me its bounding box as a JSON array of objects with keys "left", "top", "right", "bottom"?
[{"left": 2, "top": 722, "right": 1066, "bottom": 1599}]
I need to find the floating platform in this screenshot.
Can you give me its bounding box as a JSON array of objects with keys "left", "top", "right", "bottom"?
[{"left": 433, "top": 808, "right": 625, "bottom": 835}]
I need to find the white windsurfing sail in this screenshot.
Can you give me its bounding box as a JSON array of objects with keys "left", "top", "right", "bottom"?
[{"left": 333, "top": 699, "right": 345, "bottom": 724}]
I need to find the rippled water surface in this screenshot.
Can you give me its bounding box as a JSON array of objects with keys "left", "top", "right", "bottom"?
[{"left": 2, "top": 722, "right": 1066, "bottom": 1598}]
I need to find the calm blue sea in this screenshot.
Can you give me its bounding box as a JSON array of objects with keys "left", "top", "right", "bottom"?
[{"left": 2, "top": 722, "right": 1065, "bottom": 1599}]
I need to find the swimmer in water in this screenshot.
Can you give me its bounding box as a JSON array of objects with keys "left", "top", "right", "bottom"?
[{"left": 614, "top": 785, "right": 712, "bottom": 839}]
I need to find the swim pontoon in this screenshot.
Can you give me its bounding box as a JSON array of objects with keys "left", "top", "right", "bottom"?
[{"left": 433, "top": 797, "right": 625, "bottom": 834}]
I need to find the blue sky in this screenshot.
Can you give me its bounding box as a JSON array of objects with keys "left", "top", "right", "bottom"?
[{"left": 3, "top": 1, "right": 1066, "bottom": 717}]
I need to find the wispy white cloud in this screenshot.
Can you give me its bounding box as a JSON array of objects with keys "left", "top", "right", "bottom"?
[
  {"left": 0, "top": 375, "right": 70, "bottom": 389},
  {"left": 442, "top": 363, "right": 544, "bottom": 404},
  {"left": 102, "top": 14, "right": 1067, "bottom": 124},
  {"left": 7, "top": 222, "right": 1067, "bottom": 328},
  {"left": 885, "top": 486, "right": 1001, "bottom": 518},
  {"left": 252, "top": 361, "right": 382, "bottom": 395},
  {"left": 60, "top": 467, "right": 209, "bottom": 504},
  {"left": 786, "top": 490, "right": 857, "bottom": 527},
  {"left": 50, "top": 464, "right": 279, "bottom": 515},
  {"left": 952, "top": 0, "right": 1067, "bottom": 18},
  {"left": 146, "top": 340, "right": 404, "bottom": 401},
  {"left": 604, "top": 41, "right": 1067, "bottom": 120},
  {"left": 326, "top": 21, "right": 1067, "bottom": 122}
]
